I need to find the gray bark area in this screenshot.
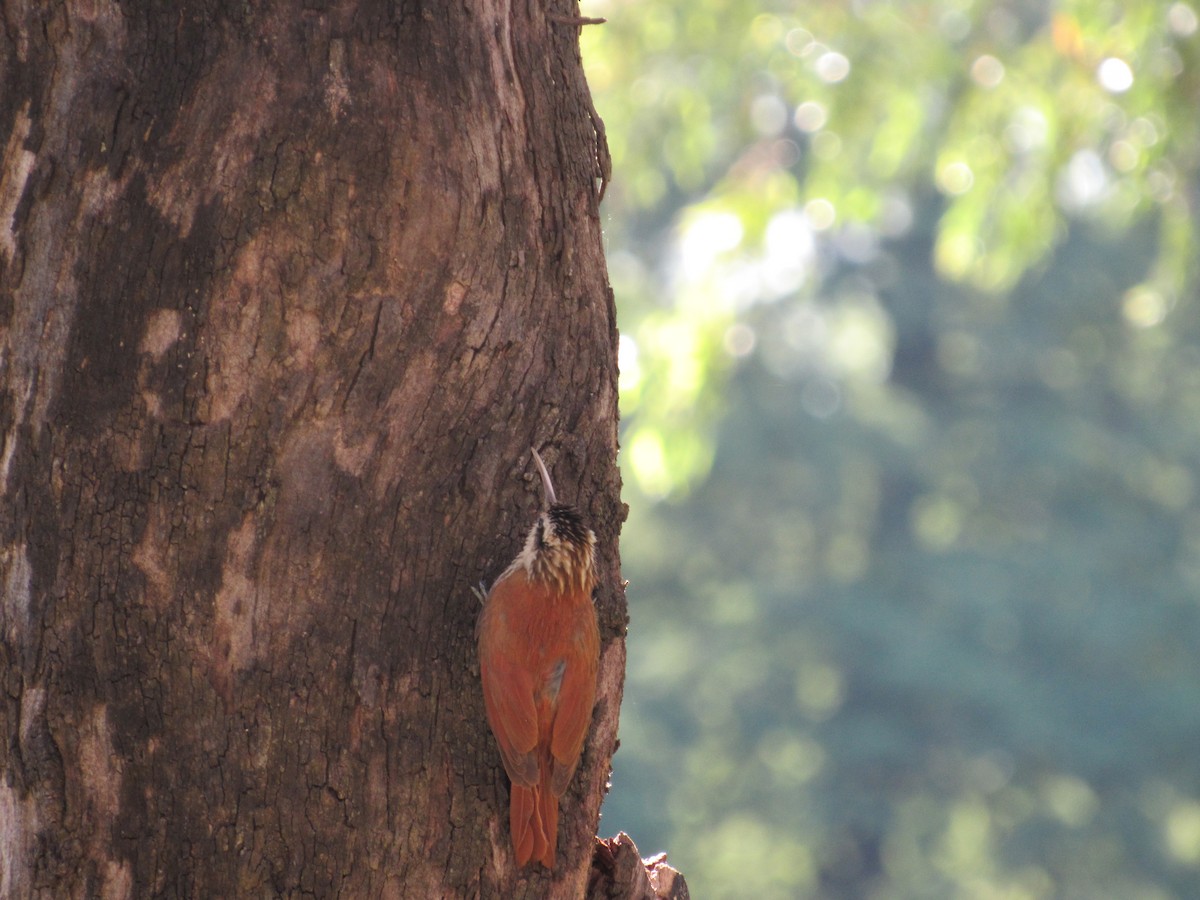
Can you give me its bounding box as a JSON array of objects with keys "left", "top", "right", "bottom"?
[{"left": 0, "top": 3, "right": 625, "bottom": 897}]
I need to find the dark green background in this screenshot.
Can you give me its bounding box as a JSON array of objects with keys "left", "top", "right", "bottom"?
[{"left": 586, "top": 2, "right": 1200, "bottom": 896}]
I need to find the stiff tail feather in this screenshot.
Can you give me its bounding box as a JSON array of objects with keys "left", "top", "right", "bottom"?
[
  {"left": 509, "top": 772, "right": 560, "bottom": 868},
  {"left": 510, "top": 784, "right": 538, "bottom": 867},
  {"left": 537, "top": 770, "right": 559, "bottom": 868}
]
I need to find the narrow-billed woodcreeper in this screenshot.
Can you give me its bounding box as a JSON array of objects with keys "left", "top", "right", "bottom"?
[{"left": 476, "top": 447, "right": 600, "bottom": 868}]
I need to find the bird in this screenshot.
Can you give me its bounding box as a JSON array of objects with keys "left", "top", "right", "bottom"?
[{"left": 476, "top": 447, "right": 600, "bottom": 869}]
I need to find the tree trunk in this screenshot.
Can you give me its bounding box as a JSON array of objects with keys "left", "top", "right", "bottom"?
[{"left": 0, "top": 2, "right": 624, "bottom": 897}]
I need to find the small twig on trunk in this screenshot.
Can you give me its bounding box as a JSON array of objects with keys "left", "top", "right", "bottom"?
[{"left": 548, "top": 14, "right": 608, "bottom": 26}]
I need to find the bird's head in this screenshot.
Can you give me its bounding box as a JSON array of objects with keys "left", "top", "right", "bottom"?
[{"left": 520, "top": 449, "right": 597, "bottom": 594}]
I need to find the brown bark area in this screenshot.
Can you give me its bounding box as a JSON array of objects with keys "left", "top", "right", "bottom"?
[
  {"left": 588, "top": 835, "right": 690, "bottom": 900},
  {"left": 0, "top": 2, "right": 625, "bottom": 897}
]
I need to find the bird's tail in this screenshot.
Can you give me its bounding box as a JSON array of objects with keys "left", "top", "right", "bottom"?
[{"left": 510, "top": 769, "right": 559, "bottom": 868}]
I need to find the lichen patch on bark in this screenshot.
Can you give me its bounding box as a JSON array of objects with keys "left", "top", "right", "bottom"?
[
  {"left": 0, "top": 102, "right": 34, "bottom": 264},
  {"left": 212, "top": 512, "right": 262, "bottom": 677},
  {"left": 0, "top": 542, "right": 32, "bottom": 640},
  {"left": 131, "top": 503, "right": 173, "bottom": 609},
  {"left": 139, "top": 309, "right": 183, "bottom": 360},
  {"left": 100, "top": 859, "right": 133, "bottom": 900},
  {"left": 77, "top": 704, "right": 122, "bottom": 823},
  {"left": 201, "top": 244, "right": 269, "bottom": 423}
]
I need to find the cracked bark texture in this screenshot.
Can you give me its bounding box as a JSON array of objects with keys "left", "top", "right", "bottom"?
[{"left": 0, "top": 2, "right": 624, "bottom": 897}]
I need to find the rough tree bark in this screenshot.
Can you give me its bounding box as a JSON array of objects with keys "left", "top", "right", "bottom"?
[{"left": 0, "top": 2, "right": 635, "bottom": 897}]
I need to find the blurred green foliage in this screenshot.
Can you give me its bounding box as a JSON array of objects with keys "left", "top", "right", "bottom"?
[{"left": 584, "top": 1, "right": 1200, "bottom": 896}]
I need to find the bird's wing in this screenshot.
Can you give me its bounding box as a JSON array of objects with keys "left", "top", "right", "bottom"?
[
  {"left": 478, "top": 580, "right": 539, "bottom": 786},
  {"left": 549, "top": 600, "right": 600, "bottom": 796}
]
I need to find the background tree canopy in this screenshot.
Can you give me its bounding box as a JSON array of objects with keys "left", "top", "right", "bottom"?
[{"left": 585, "top": 0, "right": 1200, "bottom": 896}]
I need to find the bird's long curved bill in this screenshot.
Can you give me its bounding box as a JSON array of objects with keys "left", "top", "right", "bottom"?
[{"left": 531, "top": 447, "right": 557, "bottom": 506}]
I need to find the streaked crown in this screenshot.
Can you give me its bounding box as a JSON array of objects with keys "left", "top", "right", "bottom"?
[
  {"left": 508, "top": 447, "right": 598, "bottom": 595},
  {"left": 524, "top": 502, "right": 597, "bottom": 594}
]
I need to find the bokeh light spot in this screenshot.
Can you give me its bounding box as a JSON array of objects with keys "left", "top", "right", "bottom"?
[
  {"left": 1097, "top": 57, "right": 1134, "bottom": 93},
  {"left": 815, "top": 51, "right": 851, "bottom": 84},
  {"left": 1122, "top": 285, "right": 1168, "bottom": 328},
  {"left": 795, "top": 661, "right": 845, "bottom": 720},
  {"left": 793, "top": 100, "right": 827, "bottom": 133},
  {"left": 970, "top": 54, "right": 1005, "bottom": 88},
  {"left": 1166, "top": 800, "right": 1200, "bottom": 865},
  {"left": 911, "top": 494, "right": 963, "bottom": 550},
  {"left": 723, "top": 323, "right": 756, "bottom": 358},
  {"left": 785, "top": 27, "right": 815, "bottom": 57},
  {"left": 1043, "top": 774, "right": 1099, "bottom": 827},
  {"left": 679, "top": 211, "right": 744, "bottom": 278},
  {"left": 629, "top": 429, "right": 670, "bottom": 499},
  {"left": 1168, "top": 2, "right": 1199, "bottom": 35},
  {"left": 937, "top": 161, "right": 975, "bottom": 196}
]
